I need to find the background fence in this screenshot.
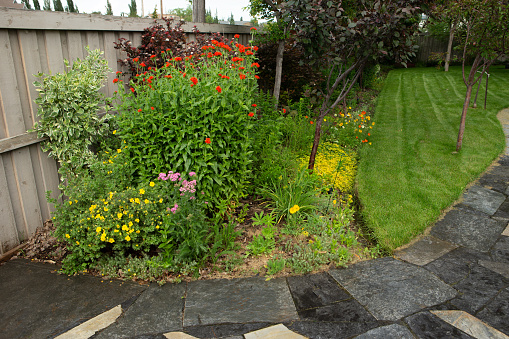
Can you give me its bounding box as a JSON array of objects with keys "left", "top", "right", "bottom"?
[{"left": 0, "top": 7, "right": 253, "bottom": 255}]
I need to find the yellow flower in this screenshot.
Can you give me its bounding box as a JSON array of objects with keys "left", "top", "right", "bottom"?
[
  {"left": 149, "top": 182, "right": 155, "bottom": 187},
  {"left": 159, "top": 198, "right": 163, "bottom": 203},
  {"left": 156, "top": 225, "right": 159, "bottom": 229},
  {"left": 68, "top": 201, "right": 72, "bottom": 205},
  {"left": 117, "top": 149, "right": 121, "bottom": 153},
  {"left": 289, "top": 205, "right": 300, "bottom": 214},
  {"left": 144, "top": 199, "right": 150, "bottom": 204},
  {"left": 125, "top": 235, "right": 131, "bottom": 241},
  {"left": 117, "top": 212, "right": 123, "bottom": 219},
  {"left": 302, "top": 231, "right": 309, "bottom": 237},
  {"left": 135, "top": 218, "right": 140, "bottom": 223},
  {"left": 65, "top": 234, "right": 70, "bottom": 238},
  {"left": 104, "top": 207, "right": 109, "bottom": 212},
  {"left": 100, "top": 233, "right": 107, "bottom": 241},
  {"left": 134, "top": 198, "right": 140, "bottom": 204},
  {"left": 109, "top": 238, "right": 115, "bottom": 243},
  {"left": 136, "top": 230, "right": 140, "bottom": 234},
  {"left": 112, "top": 130, "right": 117, "bottom": 134},
  {"left": 333, "top": 199, "right": 337, "bottom": 205},
  {"left": 76, "top": 241, "right": 80, "bottom": 245},
  {"left": 96, "top": 227, "right": 102, "bottom": 233},
  {"left": 139, "top": 188, "right": 145, "bottom": 195}
]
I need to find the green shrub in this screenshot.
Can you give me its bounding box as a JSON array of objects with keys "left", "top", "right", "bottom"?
[
  {"left": 113, "top": 39, "right": 259, "bottom": 207},
  {"left": 32, "top": 47, "right": 113, "bottom": 184}
]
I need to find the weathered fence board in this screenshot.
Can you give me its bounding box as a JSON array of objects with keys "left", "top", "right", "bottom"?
[{"left": 0, "top": 7, "right": 254, "bottom": 255}]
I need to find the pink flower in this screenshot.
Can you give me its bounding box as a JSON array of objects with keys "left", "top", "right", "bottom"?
[
  {"left": 170, "top": 203, "right": 178, "bottom": 214},
  {"left": 189, "top": 172, "right": 196, "bottom": 176}
]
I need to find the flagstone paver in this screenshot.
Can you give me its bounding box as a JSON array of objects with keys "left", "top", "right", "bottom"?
[
  {"left": 329, "top": 257, "right": 457, "bottom": 321},
  {"left": 353, "top": 324, "right": 414, "bottom": 339},
  {"left": 244, "top": 324, "right": 307, "bottom": 339},
  {"left": 55, "top": 305, "right": 122, "bottom": 339},
  {"left": 431, "top": 208, "right": 506, "bottom": 252},
  {"left": 491, "top": 236, "right": 509, "bottom": 263},
  {"left": 476, "top": 287, "right": 509, "bottom": 336},
  {"left": 394, "top": 235, "right": 458, "bottom": 266},
  {"left": 163, "top": 332, "right": 198, "bottom": 339},
  {"left": 184, "top": 323, "right": 272, "bottom": 339},
  {"left": 460, "top": 185, "right": 506, "bottom": 215},
  {"left": 404, "top": 311, "right": 475, "bottom": 338},
  {"left": 297, "top": 298, "right": 377, "bottom": 323},
  {"left": 183, "top": 277, "right": 298, "bottom": 327},
  {"left": 479, "top": 260, "right": 509, "bottom": 278},
  {"left": 431, "top": 310, "right": 509, "bottom": 339},
  {"left": 285, "top": 321, "right": 380, "bottom": 339},
  {"left": 94, "top": 283, "right": 186, "bottom": 338}
]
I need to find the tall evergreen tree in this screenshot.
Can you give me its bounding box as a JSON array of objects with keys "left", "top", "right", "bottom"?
[
  {"left": 43, "top": 0, "right": 51, "bottom": 10},
  {"left": 105, "top": 0, "right": 113, "bottom": 15},
  {"left": 229, "top": 12, "right": 235, "bottom": 25},
  {"left": 21, "top": 0, "right": 32, "bottom": 9},
  {"left": 128, "top": 0, "right": 138, "bottom": 17},
  {"left": 33, "top": 0, "right": 41, "bottom": 10},
  {"left": 65, "top": 0, "right": 77, "bottom": 12},
  {"left": 53, "top": 0, "right": 64, "bottom": 11}
]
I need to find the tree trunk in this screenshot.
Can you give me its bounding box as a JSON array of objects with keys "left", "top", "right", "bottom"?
[
  {"left": 473, "top": 64, "right": 485, "bottom": 108},
  {"left": 445, "top": 21, "right": 456, "bottom": 72},
  {"left": 484, "top": 65, "right": 490, "bottom": 109},
  {"left": 308, "top": 118, "right": 323, "bottom": 170},
  {"left": 273, "top": 39, "right": 285, "bottom": 106},
  {"left": 192, "top": 0, "right": 205, "bottom": 23},
  {"left": 456, "top": 84, "right": 474, "bottom": 152}
]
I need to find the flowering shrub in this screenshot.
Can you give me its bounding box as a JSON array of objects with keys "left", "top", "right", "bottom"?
[
  {"left": 299, "top": 143, "right": 357, "bottom": 193},
  {"left": 113, "top": 38, "right": 259, "bottom": 206},
  {"left": 51, "top": 166, "right": 209, "bottom": 274},
  {"left": 323, "top": 109, "right": 375, "bottom": 148}
]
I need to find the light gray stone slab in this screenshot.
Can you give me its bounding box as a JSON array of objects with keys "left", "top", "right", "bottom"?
[
  {"left": 431, "top": 208, "right": 506, "bottom": 252},
  {"left": 163, "top": 332, "right": 199, "bottom": 339},
  {"left": 329, "top": 257, "right": 457, "bottom": 321},
  {"left": 94, "top": 283, "right": 186, "bottom": 338},
  {"left": 461, "top": 186, "right": 506, "bottom": 216},
  {"left": 431, "top": 310, "right": 509, "bottom": 339},
  {"left": 244, "top": 324, "right": 307, "bottom": 339},
  {"left": 55, "top": 305, "right": 122, "bottom": 339},
  {"left": 353, "top": 324, "right": 415, "bottom": 339},
  {"left": 394, "top": 236, "right": 458, "bottom": 266},
  {"left": 503, "top": 224, "right": 509, "bottom": 237},
  {"left": 184, "top": 277, "right": 298, "bottom": 327},
  {"left": 479, "top": 260, "right": 509, "bottom": 279}
]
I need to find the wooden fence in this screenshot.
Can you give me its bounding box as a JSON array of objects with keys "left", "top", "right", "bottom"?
[
  {"left": 413, "top": 34, "right": 461, "bottom": 65},
  {"left": 0, "top": 7, "right": 253, "bottom": 255}
]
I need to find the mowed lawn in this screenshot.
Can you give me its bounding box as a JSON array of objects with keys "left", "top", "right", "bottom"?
[{"left": 357, "top": 65, "right": 509, "bottom": 251}]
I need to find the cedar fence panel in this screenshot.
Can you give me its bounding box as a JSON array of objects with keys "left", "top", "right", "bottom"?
[{"left": 0, "top": 7, "right": 253, "bottom": 255}]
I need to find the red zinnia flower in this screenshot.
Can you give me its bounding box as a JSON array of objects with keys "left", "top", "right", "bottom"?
[
  {"left": 214, "top": 51, "right": 222, "bottom": 56},
  {"left": 190, "top": 77, "right": 198, "bottom": 85},
  {"left": 216, "top": 86, "right": 222, "bottom": 93},
  {"left": 150, "top": 55, "right": 156, "bottom": 59},
  {"left": 234, "top": 34, "right": 240, "bottom": 39},
  {"left": 251, "top": 63, "right": 260, "bottom": 68},
  {"left": 310, "top": 121, "right": 314, "bottom": 124},
  {"left": 130, "top": 88, "right": 135, "bottom": 93},
  {"left": 248, "top": 112, "right": 254, "bottom": 117},
  {"left": 205, "top": 137, "right": 211, "bottom": 144},
  {"left": 150, "top": 107, "right": 154, "bottom": 110},
  {"left": 253, "top": 46, "right": 259, "bottom": 51},
  {"left": 250, "top": 27, "right": 257, "bottom": 31},
  {"left": 255, "top": 75, "right": 260, "bottom": 79},
  {"left": 133, "top": 57, "right": 139, "bottom": 62},
  {"left": 174, "top": 57, "right": 182, "bottom": 61},
  {"left": 283, "top": 109, "right": 286, "bottom": 114},
  {"left": 116, "top": 71, "right": 122, "bottom": 75},
  {"left": 113, "top": 78, "right": 118, "bottom": 83},
  {"left": 138, "top": 109, "right": 142, "bottom": 112},
  {"left": 239, "top": 74, "right": 246, "bottom": 80},
  {"left": 252, "top": 104, "right": 257, "bottom": 107},
  {"left": 140, "top": 62, "right": 146, "bottom": 67}
]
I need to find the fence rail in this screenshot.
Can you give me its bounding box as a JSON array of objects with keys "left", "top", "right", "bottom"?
[{"left": 0, "top": 7, "right": 253, "bottom": 255}]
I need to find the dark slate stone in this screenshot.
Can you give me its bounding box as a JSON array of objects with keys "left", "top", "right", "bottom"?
[
  {"left": 298, "top": 298, "right": 376, "bottom": 322},
  {"left": 404, "top": 311, "right": 475, "bottom": 339},
  {"left": 329, "top": 258, "right": 457, "bottom": 321},
  {"left": 476, "top": 287, "right": 509, "bottom": 336},
  {"left": 492, "top": 197, "right": 509, "bottom": 220},
  {"left": 285, "top": 320, "right": 380, "bottom": 339},
  {"left": 478, "top": 165, "right": 509, "bottom": 193},
  {"left": 460, "top": 185, "right": 506, "bottom": 215},
  {"left": 424, "top": 247, "right": 491, "bottom": 285},
  {"left": 479, "top": 260, "right": 509, "bottom": 279},
  {"left": 125, "top": 335, "right": 166, "bottom": 339},
  {"left": 94, "top": 282, "right": 186, "bottom": 339},
  {"left": 0, "top": 259, "right": 146, "bottom": 339},
  {"left": 449, "top": 264, "right": 509, "bottom": 314},
  {"left": 287, "top": 272, "right": 350, "bottom": 311},
  {"left": 394, "top": 236, "right": 458, "bottom": 266},
  {"left": 491, "top": 236, "right": 509, "bottom": 263},
  {"left": 430, "top": 208, "right": 506, "bottom": 252},
  {"left": 353, "top": 324, "right": 414, "bottom": 339},
  {"left": 497, "top": 155, "right": 509, "bottom": 167},
  {"left": 183, "top": 277, "right": 298, "bottom": 327},
  {"left": 184, "top": 322, "right": 272, "bottom": 339}
]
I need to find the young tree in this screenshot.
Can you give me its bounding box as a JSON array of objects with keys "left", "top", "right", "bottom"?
[
  {"left": 53, "top": 0, "right": 64, "bottom": 11},
  {"left": 33, "top": 0, "right": 40, "bottom": 10},
  {"left": 151, "top": 5, "right": 158, "bottom": 19},
  {"left": 128, "top": 0, "right": 138, "bottom": 17},
  {"left": 65, "top": 0, "right": 77, "bottom": 12},
  {"left": 43, "top": 0, "right": 51, "bottom": 10},
  {"left": 445, "top": 0, "right": 509, "bottom": 152},
  {"left": 105, "top": 0, "right": 113, "bottom": 15},
  {"left": 169, "top": 6, "right": 192, "bottom": 21},
  {"left": 280, "top": 0, "right": 423, "bottom": 169},
  {"left": 228, "top": 12, "right": 235, "bottom": 24}
]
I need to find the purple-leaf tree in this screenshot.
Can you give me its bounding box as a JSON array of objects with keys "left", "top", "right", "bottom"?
[{"left": 280, "top": 0, "right": 423, "bottom": 170}]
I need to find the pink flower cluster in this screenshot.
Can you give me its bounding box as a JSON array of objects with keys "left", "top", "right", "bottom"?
[
  {"left": 158, "top": 171, "right": 181, "bottom": 182},
  {"left": 168, "top": 203, "right": 179, "bottom": 214},
  {"left": 179, "top": 180, "right": 197, "bottom": 195}
]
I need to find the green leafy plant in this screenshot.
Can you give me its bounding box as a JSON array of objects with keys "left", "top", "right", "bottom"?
[
  {"left": 31, "top": 47, "right": 112, "bottom": 185},
  {"left": 113, "top": 39, "right": 259, "bottom": 207}
]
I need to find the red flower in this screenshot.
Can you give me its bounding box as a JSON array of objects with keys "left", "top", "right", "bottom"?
[
  {"left": 205, "top": 137, "right": 211, "bottom": 144},
  {"left": 234, "top": 34, "right": 240, "bottom": 39},
  {"left": 150, "top": 55, "right": 156, "bottom": 59},
  {"left": 151, "top": 107, "right": 155, "bottom": 110},
  {"left": 362, "top": 139, "right": 368, "bottom": 143},
  {"left": 216, "top": 86, "right": 222, "bottom": 93},
  {"left": 133, "top": 57, "right": 139, "bottom": 62},
  {"left": 239, "top": 74, "right": 246, "bottom": 80},
  {"left": 253, "top": 46, "right": 259, "bottom": 51},
  {"left": 113, "top": 78, "right": 119, "bottom": 83},
  {"left": 255, "top": 75, "right": 260, "bottom": 79},
  {"left": 250, "top": 27, "right": 257, "bottom": 31},
  {"left": 165, "top": 62, "right": 170, "bottom": 67},
  {"left": 130, "top": 88, "right": 135, "bottom": 93},
  {"left": 190, "top": 77, "right": 198, "bottom": 85},
  {"left": 310, "top": 121, "right": 314, "bottom": 124},
  {"left": 305, "top": 116, "right": 308, "bottom": 119},
  {"left": 251, "top": 63, "right": 260, "bottom": 68},
  {"left": 116, "top": 71, "right": 122, "bottom": 75},
  {"left": 239, "top": 67, "right": 245, "bottom": 70},
  {"left": 138, "top": 109, "right": 142, "bottom": 112},
  {"left": 252, "top": 104, "right": 257, "bottom": 107},
  {"left": 148, "top": 67, "right": 152, "bottom": 70},
  {"left": 248, "top": 112, "right": 254, "bottom": 117},
  {"left": 174, "top": 57, "right": 182, "bottom": 61},
  {"left": 140, "top": 62, "right": 146, "bottom": 67},
  {"left": 214, "top": 51, "right": 222, "bottom": 56},
  {"left": 164, "top": 75, "right": 172, "bottom": 78},
  {"left": 283, "top": 109, "right": 286, "bottom": 114}
]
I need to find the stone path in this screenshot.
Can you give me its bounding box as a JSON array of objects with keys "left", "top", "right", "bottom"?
[{"left": 1, "top": 109, "right": 509, "bottom": 338}]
